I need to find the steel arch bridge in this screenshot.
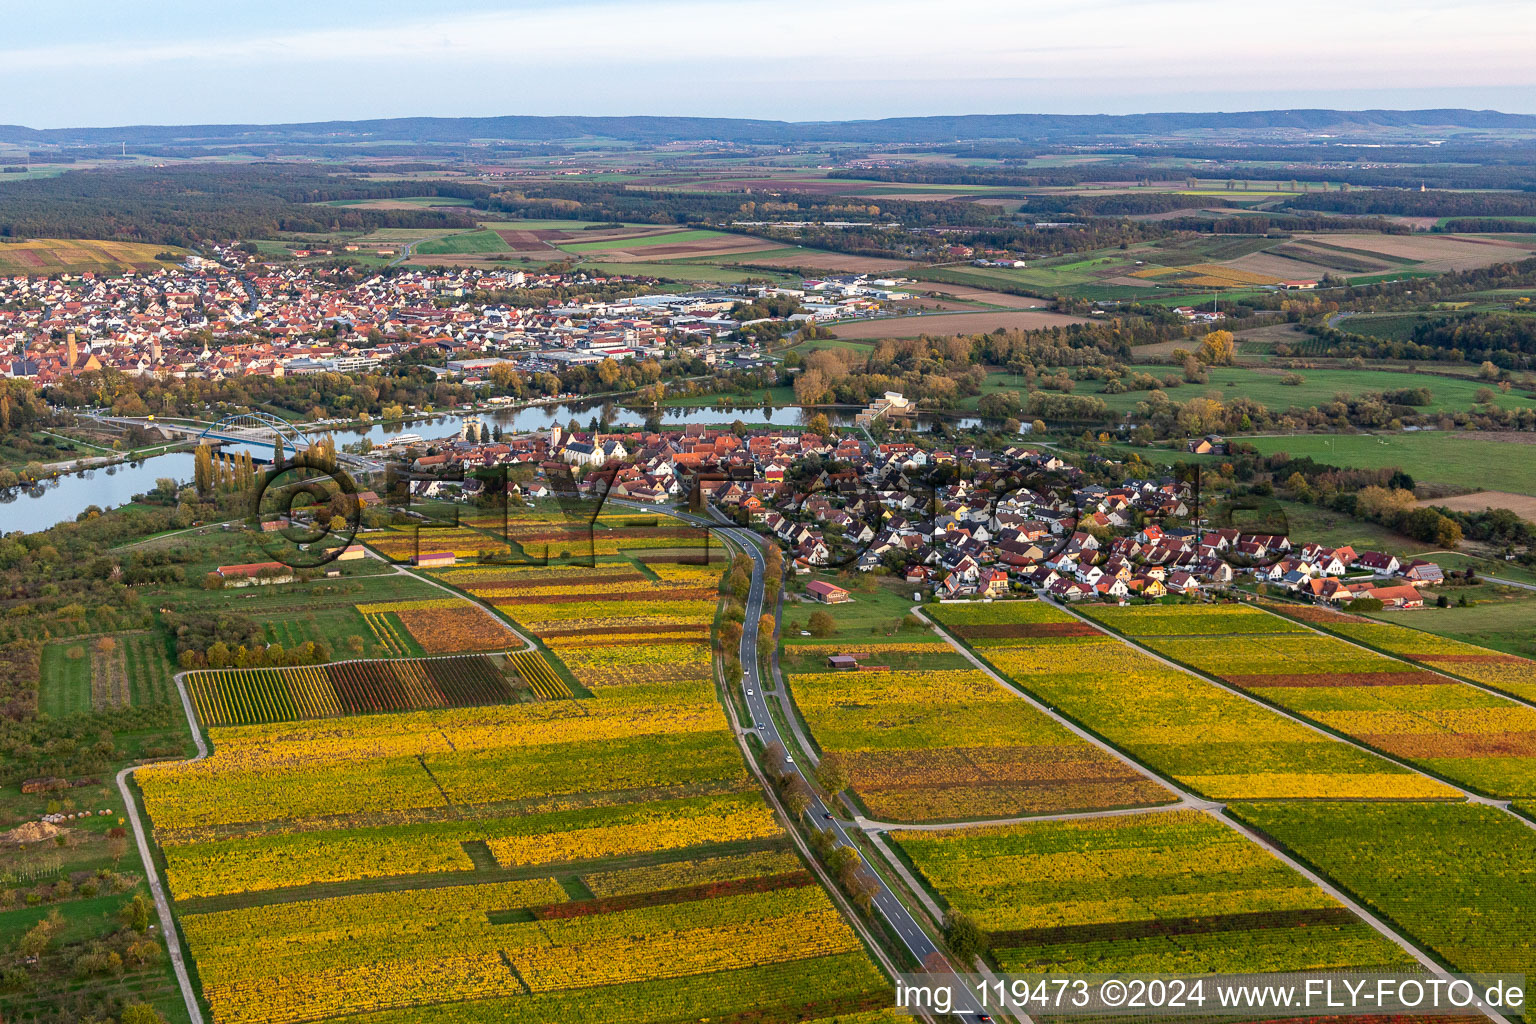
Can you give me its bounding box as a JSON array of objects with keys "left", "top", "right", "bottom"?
[{"left": 198, "top": 412, "right": 316, "bottom": 451}]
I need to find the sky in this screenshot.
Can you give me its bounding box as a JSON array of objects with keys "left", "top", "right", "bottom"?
[{"left": 3, "top": 0, "right": 1535, "bottom": 128}]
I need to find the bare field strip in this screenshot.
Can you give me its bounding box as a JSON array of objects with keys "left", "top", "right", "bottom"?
[
  {"left": 492, "top": 229, "right": 564, "bottom": 249},
  {"left": 1224, "top": 251, "right": 1349, "bottom": 279},
  {"left": 828, "top": 310, "right": 1087, "bottom": 340},
  {"left": 1279, "top": 244, "right": 1393, "bottom": 272},
  {"left": 1297, "top": 233, "right": 1536, "bottom": 270},
  {"left": 913, "top": 285, "right": 1047, "bottom": 308},
  {"left": 1416, "top": 490, "right": 1536, "bottom": 521},
  {"left": 850, "top": 191, "right": 977, "bottom": 201},
  {"left": 552, "top": 226, "right": 678, "bottom": 244},
  {"left": 597, "top": 239, "right": 783, "bottom": 260}
]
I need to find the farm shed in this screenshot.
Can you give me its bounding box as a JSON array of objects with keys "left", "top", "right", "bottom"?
[{"left": 806, "top": 580, "right": 852, "bottom": 604}]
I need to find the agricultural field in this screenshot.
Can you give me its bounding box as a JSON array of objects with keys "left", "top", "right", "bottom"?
[
  {"left": 779, "top": 584, "right": 1170, "bottom": 820},
  {"left": 909, "top": 231, "right": 1478, "bottom": 302},
  {"left": 932, "top": 601, "right": 1452, "bottom": 800},
  {"left": 435, "top": 555, "right": 723, "bottom": 654},
  {"left": 1088, "top": 603, "right": 1536, "bottom": 799},
  {"left": 1230, "top": 801, "right": 1536, "bottom": 976},
  {"left": 557, "top": 227, "right": 766, "bottom": 258},
  {"left": 1241, "top": 432, "right": 1536, "bottom": 497},
  {"left": 895, "top": 809, "right": 1416, "bottom": 974},
  {"left": 175, "top": 874, "right": 893, "bottom": 1024},
  {"left": 401, "top": 220, "right": 793, "bottom": 269},
  {"left": 1423, "top": 489, "right": 1536, "bottom": 523},
  {"left": 436, "top": 221, "right": 823, "bottom": 282},
  {"left": 184, "top": 654, "right": 520, "bottom": 727},
  {"left": 38, "top": 641, "right": 93, "bottom": 716},
  {"left": 413, "top": 228, "right": 512, "bottom": 255},
  {"left": 359, "top": 504, "right": 713, "bottom": 567},
  {"left": 356, "top": 597, "right": 521, "bottom": 654},
  {"left": 1298, "top": 232, "right": 1536, "bottom": 273},
  {"left": 1067, "top": 364, "right": 1536, "bottom": 417},
  {"left": 820, "top": 309, "right": 1087, "bottom": 340},
  {"left": 0, "top": 237, "right": 188, "bottom": 275},
  {"left": 41, "top": 633, "right": 179, "bottom": 716},
  {"left": 787, "top": 661, "right": 1172, "bottom": 822},
  {"left": 1261, "top": 602, "right": 1536, "bottom": 704},
  {"left": 137, "top": 513, "right": 900, "bottom": 1024},
  {"left": 1354, "top": 588, "right": 1536, "bottom": 662}
]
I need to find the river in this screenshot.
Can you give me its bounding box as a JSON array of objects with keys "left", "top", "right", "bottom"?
[{"left": 2, "top": 398, "right": 983, "bottom": 535}]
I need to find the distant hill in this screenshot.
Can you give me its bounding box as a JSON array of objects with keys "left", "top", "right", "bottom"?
[{"left": 3, "top": 109, "right": 1535, "bottom": 148}]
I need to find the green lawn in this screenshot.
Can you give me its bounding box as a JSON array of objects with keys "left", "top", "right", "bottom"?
[
  {"left": 1363, "top": 587, "right": 1536, "bottom": 659},
  {"left": 39, "top": 642, "right": 93, "bottom": 716},
  {"left": 415, "top": 228, "right": 512, "bottom": 255},
  {"left": 1345, "top": 270, "right": 1440, "bottom": 285},
  {"left": 660, "top": 385, "right": 796, "bottom": 409},
  {"left": 1068, "top": 364, "right": 1536, "bottom": 417},
  {"left": 1243, "top": 433, "right": 1536, "bottom": 496},
  {"left": 558, "top": 229, "right": 739, "bottom": 254},
  {"left": 1420, "top": 551, "right": 1536, "bottom": 586},
  {"left": 1343, "top": 313, "right": 1451, "bottom": 343},
  {"left": 123, "top": 633, "right": 177, "bottom": 706},
  {"left": 780, "top": 577, "right": 926, "bottom": 644}
]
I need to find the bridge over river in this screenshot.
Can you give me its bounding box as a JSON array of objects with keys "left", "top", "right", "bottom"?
[{"left": 84, "top": 412, "right": 386, "bottom": 471}]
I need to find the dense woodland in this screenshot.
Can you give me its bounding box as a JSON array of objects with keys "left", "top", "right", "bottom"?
[
  {"left": 0, "top": 166, "right": 477, "bottom": 246},
  {"left": 1284, "top": 189, "right": 1536, "bottom": 218}
]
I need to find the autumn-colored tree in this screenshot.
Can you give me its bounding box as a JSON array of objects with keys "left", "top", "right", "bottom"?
[
  {"left": 758, "top": 612, "right": 776, "bottom": 644},
  {"left": 817, "top": 751, "right": 852, "bottom": 794},
  {"left": 793, "top": 368, "right": 829, "bottom": 406},
  {"left": 1198, "top": 330, "right": 1235, "bottom": 365},
  {"left": 18, "top": 910, "right": 63, "bottom": 956},
  {"left": 782, "top": 775, "right": 813, "bottom": 818},
  {"left": 808, "top": 610, "right": 836, "bottom": 638},
  {"left": 193, "top": 444, "right": 215, "bottom": 495},
  {"left": 718, "top": 620, "right": 743, "bottom": 654},
  {"left": 121, "top": 1003, "right": 167, "bottom": 1024}
]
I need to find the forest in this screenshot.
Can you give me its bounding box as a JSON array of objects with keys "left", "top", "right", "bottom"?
[
  {"left": 0, "top": 165, "right": 477, "bottom": 246},
  {"left": 1284, "top": 189, "right": 1536, "bottom": 218}
]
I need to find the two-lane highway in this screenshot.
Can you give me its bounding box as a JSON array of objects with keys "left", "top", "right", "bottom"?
[{"left": 631, "top": 500, "right": 997, "bottom": 1023}]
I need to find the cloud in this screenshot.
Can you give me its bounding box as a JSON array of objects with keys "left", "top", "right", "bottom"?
[{"left": 1, "top": 0, "right": 1533, "bottom": 124}]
